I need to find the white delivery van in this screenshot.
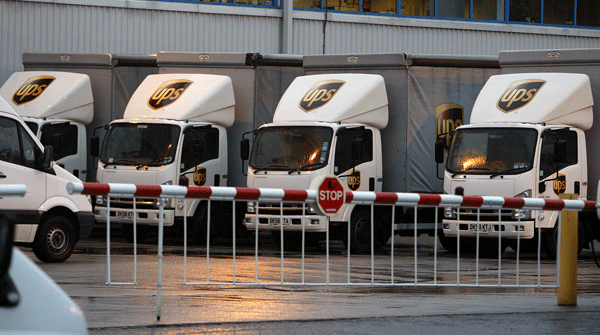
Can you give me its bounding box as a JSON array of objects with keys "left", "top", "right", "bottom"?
[
  {"left": 0, "top": 215, "right": 88, "bottom": 334},
  {"left": 0, "top": 96, "right": 94, "bottom": 262}
]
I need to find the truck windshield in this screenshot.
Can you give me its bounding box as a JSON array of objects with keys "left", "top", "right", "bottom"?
[
  {"left": 447, "top": 128, "right": 537, "bottom": 175},
  {"left": 100, "top": 123, "right": 180, "bottom": 166},
  {"left": 250, "top": 126, "right": 333, "bottom": 172}
]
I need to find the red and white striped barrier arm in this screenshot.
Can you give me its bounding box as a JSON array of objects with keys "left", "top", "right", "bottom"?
[
  {"left": 0, "top": 184, "right": 26, "bottom": 197},
  {"left": 346, "top": 191, "right": 600, "bottom": 212},
  {"left": 66, "top": 182, "right": 317, "bottom": 203}
]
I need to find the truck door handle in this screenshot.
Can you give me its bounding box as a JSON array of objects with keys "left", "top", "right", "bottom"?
[{"left": 0, "top": 173, "right": 6, "bottom": 179}]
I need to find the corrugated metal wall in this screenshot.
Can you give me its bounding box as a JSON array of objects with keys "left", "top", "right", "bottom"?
[{"left": 2, "top": 0, "right": 600, "bottom": 84}]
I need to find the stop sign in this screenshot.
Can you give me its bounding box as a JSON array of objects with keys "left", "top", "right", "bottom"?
[{"left": 311, "top": 175, "right": 346, "bottom": 216}]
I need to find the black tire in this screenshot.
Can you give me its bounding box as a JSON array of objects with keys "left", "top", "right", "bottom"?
[
  {"left": 345, "top": 209, "right": 381, "bottom": 254},
  {"left": 32, "top": 215, "right": 76, "bottom": 263},
  {"left": 121, "top": 224, "right": 150, "bottom": 244},
  {"left": 542, "top": 221, "right": 586, "bottom": 259}
]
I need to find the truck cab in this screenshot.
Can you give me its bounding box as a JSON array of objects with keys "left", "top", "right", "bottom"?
[
  {"left": 242, "top": 74, "right": 388, "bottom": 252},
  {"left": 440, "top": 73, "right": 592, "bottom": 257},
  {"left": 0, "top": 71, "right": 93, "bottom": 180},
  {"left": 0, "top": 96, "right": 94, "bottom": 262},
  {"left": 93, "top": 73, "right": 236, "bottom": 243}
]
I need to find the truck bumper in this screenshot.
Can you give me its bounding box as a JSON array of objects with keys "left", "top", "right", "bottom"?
[
  {"left": 245, "top": 214, "right": 328, "bottom": 232},
  {"left": 94, "top": 206, "right": 175, "bottom": 226},
  {"left": 76, "top": 211, "right": 95, "bottom": 240},
  {"left": 442, "top": 219, "right": 535, "bottom": 239}
]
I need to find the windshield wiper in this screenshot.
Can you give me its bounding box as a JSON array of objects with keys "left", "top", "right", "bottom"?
[
  {"left": 103, "top": 159, "right": 137, "bottom": 168},
  {"left": 451, "top": 167, "right": 491, "bottom": 178},
  {"left": 136, "top": 158, "right": 172, "bottom": 169},
  {"left": 288, "top": 163, "right": 325, "bottom": 174},
  {"left": 490, "top": 166, "right": 529, "bottom": 179},
  {"left": 253, "top": 164, "right": 288, "bottom": 173}
]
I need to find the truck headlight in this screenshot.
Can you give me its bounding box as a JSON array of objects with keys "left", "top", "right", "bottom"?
[
  {"left": 444, "top": 207, "right": 457, "bottom": 219},
  {"left": 512, "top": 189, "right": 532, "bottom": 220},
  {"left": 96, "top": 195, "right": 106, "bottom": 206},
  {"left": 247, "top": 201, "right": 255, "bottom": 213}
]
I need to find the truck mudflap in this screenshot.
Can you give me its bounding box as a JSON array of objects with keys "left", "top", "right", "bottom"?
[
  {"left": 76, "top": 211, "right": 95, "bottom": 240},
  {"left": 443, "top": 219, "right": 535, "bottom": 239}
]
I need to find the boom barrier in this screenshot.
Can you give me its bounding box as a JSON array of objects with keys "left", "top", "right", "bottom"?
[{"left": 67, "top": 182, "right": 598, "bottom": 320}]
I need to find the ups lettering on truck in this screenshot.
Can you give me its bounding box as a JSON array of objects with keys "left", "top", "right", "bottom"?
[
  {"left": 13, "top": 76, "right": 56, "bottom": 105},
  {"left": 497, "top": 79, "right": 546, "bottom": 113},
  {"left": 299, "top": 80, "right": 345, "bottom": 112},
  {"left": 148, "top": 79, "right": 192, "bottom": 110}
]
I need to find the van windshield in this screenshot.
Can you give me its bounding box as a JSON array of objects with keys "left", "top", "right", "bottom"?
[
  {"left": 446, "top": 128, "right": 538, "bottom": 176},
  {"left": 250, "top": 126, "right": 333, "bottom": 172},
  {"left": 100, "top": 123, "right": 180, "bottom": 167}
]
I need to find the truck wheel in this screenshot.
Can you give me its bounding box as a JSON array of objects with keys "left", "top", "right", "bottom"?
[
  {"left": 542, "top": 221, "right": 585, "bottom": 259},
  {"left": 122, "top": 225, "right": 150, "bottom": 244},
  {"left": 32, "top": 215, "right": 76, "bottom": 263},
  {"left": 346, "top": 209, "right": 375, "bottom": 254}
]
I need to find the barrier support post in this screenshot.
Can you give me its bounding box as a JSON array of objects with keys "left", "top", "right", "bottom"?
[{"left": 558, "top": 193, "right": 577, "bottom": 306}]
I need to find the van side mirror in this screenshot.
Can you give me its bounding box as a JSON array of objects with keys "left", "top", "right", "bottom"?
[
  {"left": 435, "top": 139, "right": 445, "bottom": 164},
  {"left": 351, "top": 138, "right": 363, "bottom": 161},
  {"left": 240, "top": 138, "right": 250, "bottom": 161},
  {"left": 554, "top": 140, "right": 567, "bottom": 164},
  {"left": 90, "top": 136, "right": 100, "bottom": 158},
  {"left": 0, "top": 213, "right": 19, "bottom": 307},
  {"left": 41, "top": 146, "right": 53, "bottom": 170}
]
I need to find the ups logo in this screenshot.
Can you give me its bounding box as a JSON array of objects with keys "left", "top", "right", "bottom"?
[
  {"left": 299, "top": 80, "right": 345, "bottom": 113},
  {"left": 13, "top": 76, "right": 56, "bottom": 105},
  {"left": 193, "top": 167, "right": 207, "bottom": 186},
  {"left": 347, "top": 170, "right": 361, "bottom": 191},
  {"left": 497, "top": 79, "right": 546, "bottom": 113},
  {"left": 553, "top": 174, "right": 566, "bottom": 196},
  {"left": 435, "top": 104, "right": 463, "bottom": 152},
  {"left": 148, "top": 80, "right": 192, "bottom": 110}
]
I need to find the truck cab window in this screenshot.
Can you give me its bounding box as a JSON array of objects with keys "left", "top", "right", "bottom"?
[
  {"left": 39, "top": 124, "right": 78, "bottom": 161},
  {"left": 0, "top": 117, "right": 22, "bottom": 165},
  {"left": 334, "top": 128, "right": 373, "bottom": 175},
  {"left": 21, "top": 125, "right": 39, "bottom": 169},
  {"left": 180, "top": 126, "right": 219, "bottom": 172},
  {"left": 539, "top": 130, "right": 578, "bottom": 180}
]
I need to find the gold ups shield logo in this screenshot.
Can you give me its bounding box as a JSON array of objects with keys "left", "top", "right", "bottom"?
[
  {"left": 148, "top": 80, "right": 192, "bottom": 110},
  {"left": 497, "top": 79, "right": 546, "bottom": 113},
  {"left": 193, "top": 167, "right": 207, "bottom": 186},
  {"left": 13, "top": 76, "right": 56, "bottom": 105},
  {"left": 435, "top": 104, "right": 463, "bottom": 152},
  {"left": 347, "top": 170, "right": 361, "bottom": 191},
  {"left": 299, "top": 80, "right": 345, "bottom": 113},
  {"left": 553, "top": 174, "right": 566, "bottom": 196}
]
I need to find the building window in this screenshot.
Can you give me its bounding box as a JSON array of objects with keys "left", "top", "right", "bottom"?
[
  {"left": 401, "top": 0, "right": 434, "bottom": 16},
  {"left": 543, "top": 0, "right": 574, "bottom": 25},
  {"left": 577, "top": 0, "right": 600, "bottom": 28},
  {"left": 509, "top": 0, "right": 541, "bottom": 23},
  {"left": 473, "top": 0, "right": 505, "bottom": 21}
]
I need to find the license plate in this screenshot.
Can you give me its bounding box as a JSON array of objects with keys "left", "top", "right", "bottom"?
[
  {"left": 469, "top": 223, "right": 492, "bottom": 233},
  {"left": 268, "top": 217, "right": 291, "bottom": 225},
  {"left": 117, "top": 210, "right": 133, "bottom": 220}
]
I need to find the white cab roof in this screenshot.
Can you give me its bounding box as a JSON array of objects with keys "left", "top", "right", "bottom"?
[
  {"left": 471, "top": 73, "right": 593, "bottom": 130},
  {"left": 123, "top": 73, "right": 235, "bottom": 127},
  {"left": 0, "top": 71, "right": 93, "bottom": 125},
  {"left": 273, "top": 73, "right": 389, "bottom": 129}
]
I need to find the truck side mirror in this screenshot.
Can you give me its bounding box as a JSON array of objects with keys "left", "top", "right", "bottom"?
[
  {"left": 435, "top": 139, "right": 445, "bottom": 164},
  {"left": 240, "top": 138, "right": 250, "bottom": 161},
  {"left": 351, "top": 138, "right": 363, "bottom": 161},
  {"left": 41, "top": 146, "right": 53, "bottom": 170},
  {"left": 554, "top": 140, "right": 567, "bottom": 164},
  {"left": 90, "top": 136, "right": 100, "bottom": 158}
]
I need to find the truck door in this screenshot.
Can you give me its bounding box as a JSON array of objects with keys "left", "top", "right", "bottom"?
[
  {"left": 39, "top": 122, "right": 83, "bottom": 179},
  {"left": 0, "top": 115, "right": 47, "bottom": 241},
  {"left": 538, "top": 129, "right": 580, "bottom": 199},
  {"left": 334, "top": 127, "right": 376, "bottom": 192},
  {"left": 180, "top": 125, "right": 222, "bottom": 187}
]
